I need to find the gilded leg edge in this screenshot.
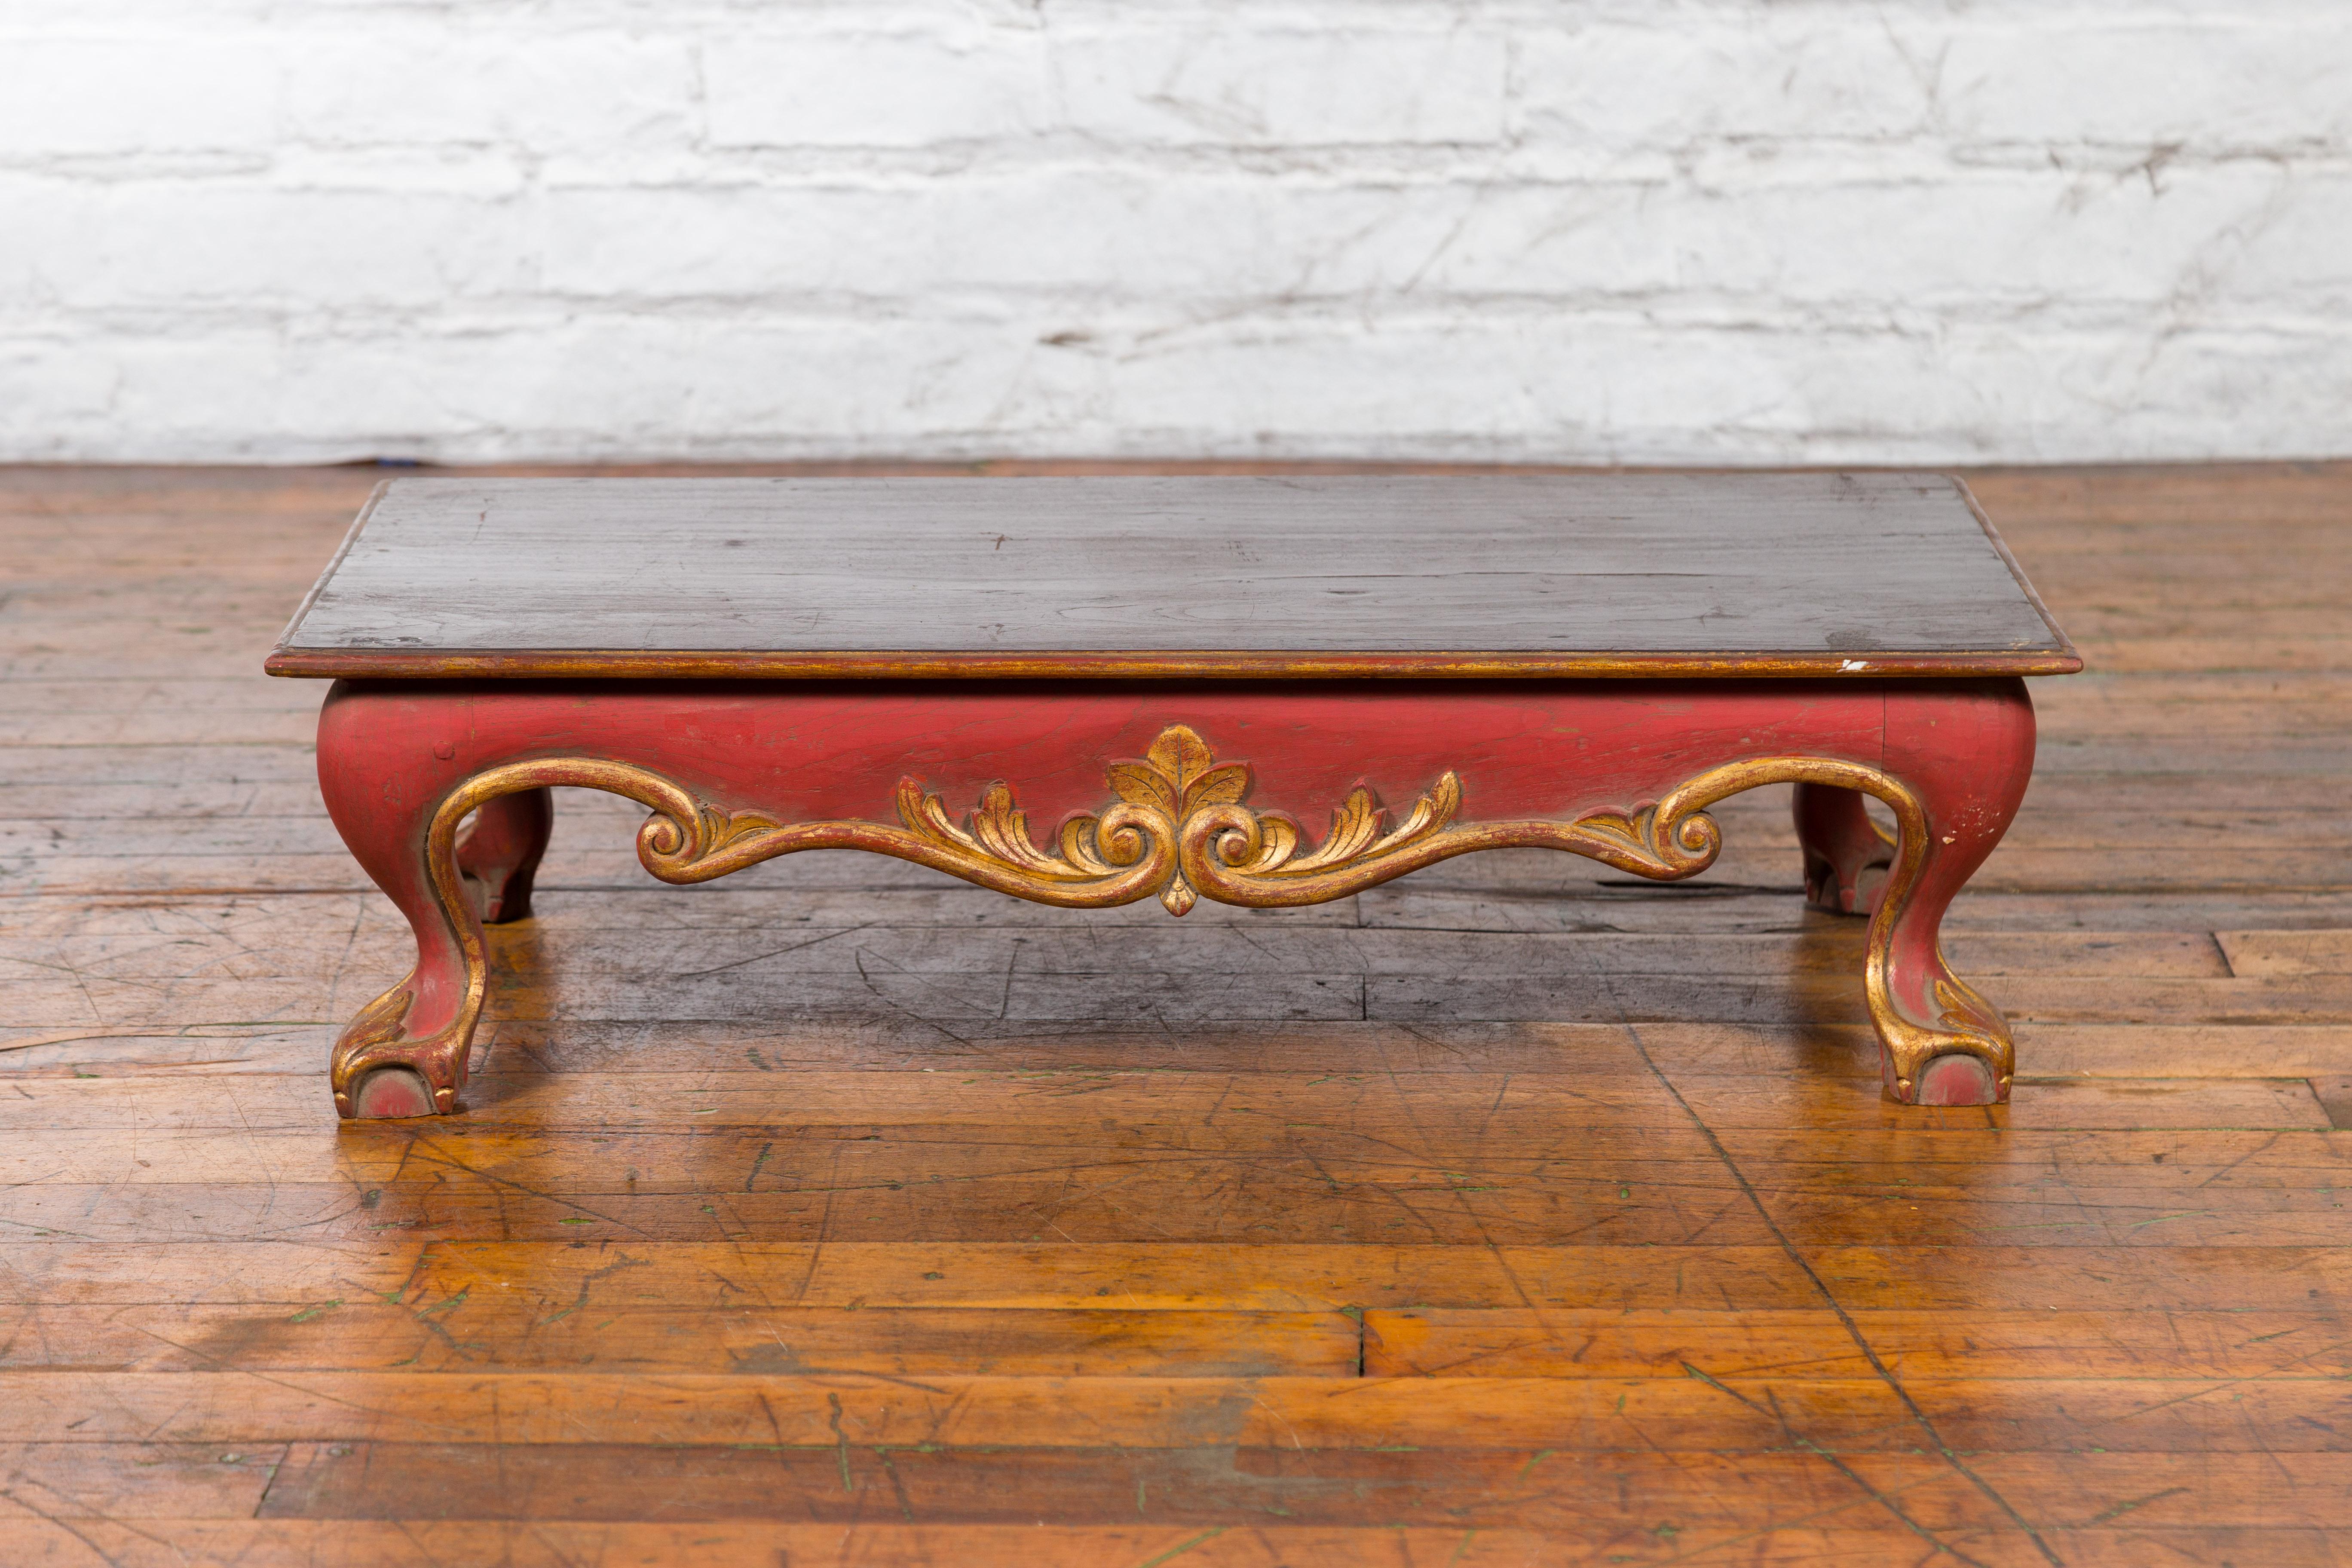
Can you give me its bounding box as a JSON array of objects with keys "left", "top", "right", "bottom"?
[
  {"left": 329, "top": 979, "right": 480, "bottom": 1121},
  {"left": 1637, "top": 755, "right": 2020, "bottom": 1109},
  {"left": 1868, "top": 978, "right": 2015, "bottom": 1108}
]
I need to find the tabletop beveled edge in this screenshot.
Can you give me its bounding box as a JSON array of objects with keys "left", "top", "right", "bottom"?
[
  {"left": 263, "top": 646, "right": 2085, "bottom": 680},
  {"left": 1956, "top": 479, "right": 2079, "bottom": 669}
]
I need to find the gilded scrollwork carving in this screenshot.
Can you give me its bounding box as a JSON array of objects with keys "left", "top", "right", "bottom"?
[
  {"left": 1623, "top": 754, "right": 2012, "bottom": 1096},
  {"left": 331, "top": 723, "right": 2010, "bottom": 1115},
  {"left": 900, "top": 724, "right": 1470, "bottom": 913},
  {"left": 895, "top": 768, "right": 1177, "bottom": 908}
]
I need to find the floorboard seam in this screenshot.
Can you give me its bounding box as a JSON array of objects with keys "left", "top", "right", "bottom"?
[{"left": 1623, "top": 1020, "right": 2065, "bottom": 1567}]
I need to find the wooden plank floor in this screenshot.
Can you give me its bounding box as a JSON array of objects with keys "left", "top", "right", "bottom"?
[{"left": 3, "top": 461, "right": 2350, "bottom": 1566}]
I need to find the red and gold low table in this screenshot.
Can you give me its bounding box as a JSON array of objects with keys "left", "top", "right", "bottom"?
[{"left": 267, "top": 474, "right": 2080, "bottom": 1120}]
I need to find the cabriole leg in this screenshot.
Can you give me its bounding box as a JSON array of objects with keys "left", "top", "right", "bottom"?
[
  {"left": 316, "top": 688, "right": 493, "bottom": 1120},
  {"left": 1868, "top": 680, "right": 2038, "bottom": 1107},
  {"left": 1793, "top": 781, "right": 1894, "bottom": 916}
]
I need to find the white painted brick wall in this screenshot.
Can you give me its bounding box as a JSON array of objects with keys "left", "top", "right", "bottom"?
[{"left": 2, "top": 0, "right": 2347, "bottom": 463}]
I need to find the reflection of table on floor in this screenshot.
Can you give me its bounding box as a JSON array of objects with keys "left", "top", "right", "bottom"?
[{"left": 266, "top": 473, "right": 2080, "bottom": 1120}]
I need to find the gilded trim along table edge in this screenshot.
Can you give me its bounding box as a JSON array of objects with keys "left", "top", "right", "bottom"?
[{"left": 267, "top": 475, "right": 2076, "bottom": 1120}]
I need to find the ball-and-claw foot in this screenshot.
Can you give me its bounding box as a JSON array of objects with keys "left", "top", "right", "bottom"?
[
  {"left": 331, "top": 982, "right": 468, "bottom": 1119},
  {"left": 347, "top": 1066, "right": 441, "bottom": 1119},
  {"left": 1883, "top": 1051, "right": 2006, "bottom": 1106}
]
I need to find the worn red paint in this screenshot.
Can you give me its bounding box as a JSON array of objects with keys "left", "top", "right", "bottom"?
[{"left": 316, "top": 677, "right": 2035, "bottom": 1119}]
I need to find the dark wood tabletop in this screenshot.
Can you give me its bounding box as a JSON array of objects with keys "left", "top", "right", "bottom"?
[{"left": 266, "top": 473, "right": 2078, "bottom": 679}]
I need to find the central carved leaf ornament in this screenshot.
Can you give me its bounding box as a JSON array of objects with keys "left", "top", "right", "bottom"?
[{"left": 898, "top": 724, "right": 1464, "bottom": 914}]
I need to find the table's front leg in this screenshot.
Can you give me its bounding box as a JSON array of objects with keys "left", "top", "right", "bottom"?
[
  {"left": 315, "top": 694, "right": 498, "bottom": 1119},
  {"left": 1863, "top": 680, "right": 2037, "bottom": 1106}
]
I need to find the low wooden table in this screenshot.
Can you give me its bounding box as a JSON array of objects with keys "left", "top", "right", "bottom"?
[{"left": 269, "top": 474, "right": 2079, "bottom": 1119}]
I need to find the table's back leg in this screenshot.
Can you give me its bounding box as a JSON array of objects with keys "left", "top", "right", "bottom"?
[
  {"left": 1870, "top": 680, "right": 2038, "bottom": 1106},
  {"left": 1792, "top": 781, "right": 1895, "bottom": 915},
  {"left": 456, "top": 787, "right": 553, "bottom": 924}
]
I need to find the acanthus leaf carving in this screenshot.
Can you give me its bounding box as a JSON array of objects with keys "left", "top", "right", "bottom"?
[
  {"left": 892, "top": 726, "right": 1474, "bottom": 913},
  {"left": 337, "top": 725, "right": 2011, "bottom": 1115}
]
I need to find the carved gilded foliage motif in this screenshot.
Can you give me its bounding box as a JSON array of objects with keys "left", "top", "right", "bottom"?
[
  {"left": 330, "top": 721, "right": 2013, "bottom": 1116},
  {"left": 896, "top": 724, "right": 1470, "bottom": 914},
  {"left": 1106, "top": 724, "right": 1250, "bottom": 914}
]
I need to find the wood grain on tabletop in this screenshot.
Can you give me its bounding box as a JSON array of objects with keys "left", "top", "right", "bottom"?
[
  {"left": 2, "top": 459, "right": 2349, "bottom": 1565},
  {"left": 272, "top": 472, "right": 2069, "bottom": 659}
]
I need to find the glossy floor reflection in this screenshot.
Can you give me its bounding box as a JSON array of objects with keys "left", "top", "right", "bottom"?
[{"left": 4, "top": 462, "right": 2352, "bottom": 1565}]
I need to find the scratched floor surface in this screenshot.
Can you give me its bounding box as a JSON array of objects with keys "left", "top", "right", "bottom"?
[{"left": 4, "top": 462, "right": 2352, "bottom": 1566}]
